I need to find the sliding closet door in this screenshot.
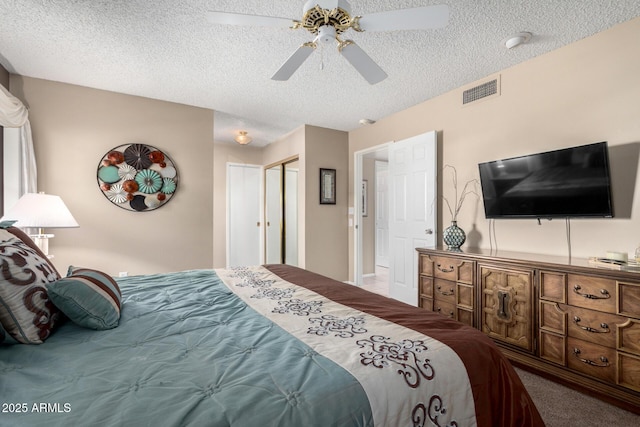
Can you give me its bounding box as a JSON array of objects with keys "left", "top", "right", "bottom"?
[
  {"left": 227, "top": 163, "right": 262, "bottom": 267},
  {"left": 284, "top": 160, "right": 298, "bottom": 266},
  {"left": 263, "top": 157, "right": 299, "bottom": 266},
  {"left": 265, "top": 165, "right": 282, "bottom": 264}
]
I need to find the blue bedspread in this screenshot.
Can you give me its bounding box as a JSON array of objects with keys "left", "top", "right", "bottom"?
[{"left": 0, "top": 270, "right": 372, "bottom": 427}]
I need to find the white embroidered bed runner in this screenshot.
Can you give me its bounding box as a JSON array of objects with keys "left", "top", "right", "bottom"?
[{"left": 216, "top": 266, "right": 477, "bottom": 427}]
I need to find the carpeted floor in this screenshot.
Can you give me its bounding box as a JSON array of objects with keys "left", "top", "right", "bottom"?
[{"left": 515, "top": 367, "right": 640, "bottom": 426}]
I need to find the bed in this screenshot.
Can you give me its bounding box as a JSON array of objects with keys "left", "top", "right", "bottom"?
[{"left": 0, "top": 227, "right": 544, "bottom": 426}]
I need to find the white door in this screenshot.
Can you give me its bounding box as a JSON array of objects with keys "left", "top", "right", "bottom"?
[
  {"left": 265, "top": 166, "right": 282, "bottom": 264},
  {"left": 388, "top": 131, "right": 437, "bottom": 305},
  {"left": 227, "top": 163, "right": 262, "bottom": 267},
  {"left": 375, "top": 160, "right": 389, "bottom": 268}
]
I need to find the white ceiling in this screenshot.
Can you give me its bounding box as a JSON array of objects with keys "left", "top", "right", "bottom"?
[{"left": 1, "top": 1, "right": 639, "bottom": 147}]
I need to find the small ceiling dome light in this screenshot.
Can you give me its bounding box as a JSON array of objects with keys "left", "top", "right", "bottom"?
[
  {"left": 235, "top": 131, "right": 252, "bottom": 145},
  {"left": 359, "top": 118, "right": 376, "bottom": 125},
  {"left": 505, "top": 32, "right": 532, "bottom": 49}
]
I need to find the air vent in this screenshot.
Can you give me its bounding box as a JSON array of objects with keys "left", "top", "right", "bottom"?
[{"left": 462, "top": 78, "right": 499, "bottom": 105}]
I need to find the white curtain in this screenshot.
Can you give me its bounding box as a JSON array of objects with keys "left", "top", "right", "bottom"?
[{"left": 0, "top": 84, "right": 37, "bottom": 198}]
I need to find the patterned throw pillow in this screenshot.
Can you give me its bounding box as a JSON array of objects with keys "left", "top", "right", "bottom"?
[
  {"left": 47, "top": 267, "right": 122, "bottom": 330},
  {"left": 0, "top": 228, "right": 62, "bottom": 344}
]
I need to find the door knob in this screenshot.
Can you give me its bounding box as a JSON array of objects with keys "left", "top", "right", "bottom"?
[{"left": 425, "top": 229, "right": 433, "bottom": 234}]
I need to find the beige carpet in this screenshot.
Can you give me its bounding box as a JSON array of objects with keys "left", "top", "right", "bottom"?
[{"left": 515, "top": 368, "right": 640, "bottom": 426}]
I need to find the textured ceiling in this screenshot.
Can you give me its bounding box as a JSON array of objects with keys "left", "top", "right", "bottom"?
[{"left": 1, "top": 1, "right": 640, "bottom": 147}]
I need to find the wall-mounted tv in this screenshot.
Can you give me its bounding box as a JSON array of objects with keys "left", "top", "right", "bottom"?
[{"left": 478, "top": 141, "right": 613, "bottom": 219}]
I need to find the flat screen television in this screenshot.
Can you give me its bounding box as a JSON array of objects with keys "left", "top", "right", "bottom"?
[{"left": 478, "top": 142, "right": 613, "bottom": 219}]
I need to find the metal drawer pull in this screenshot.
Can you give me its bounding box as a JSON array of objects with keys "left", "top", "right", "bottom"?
[
  {"left": 572, "top": 348, "right": 610, "bottom": 367},
  {"left": 436, "top": 286, "right": 454, "bottom": 296},
  {"left": 572, "top": 285, "right": 611, "bottom": 300},
  {"left": 573, "top": 316, "right": 610, "bottom": 333},
  {"left": 436, "top": 263, "right": 454, "bottom": 273}
]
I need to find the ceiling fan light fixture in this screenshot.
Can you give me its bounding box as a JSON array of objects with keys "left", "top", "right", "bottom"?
[
  {"left": 235, "top": 131, "right": 252, "bottom": 145},
  {"left": 316, "top": 25, "right": 337, "bottom": 43},
  {"left": 505, "top": 32, "right": 532, "bottom": 49}
]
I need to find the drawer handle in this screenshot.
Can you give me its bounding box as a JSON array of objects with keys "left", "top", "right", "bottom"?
[
  {"left": 435, "top": 307, "right": 454, "bottom": 318},
  {"left": 572, "top": 285, "right": 611, "bottom": 300},
  {"left": 436, "top": 286, "right": 454, "bottom": 296},
  {"left": 436, "top": 263, "right": 454, "bottom": 273},
  {"left": 498, "top": 290, "right": 510, "bottom": 320},
  {"left": 573, "top": 316, "right": 610, "bottom": 334},
  {"left": 572, "top": 348, "right": 610, "bottom": 368}
]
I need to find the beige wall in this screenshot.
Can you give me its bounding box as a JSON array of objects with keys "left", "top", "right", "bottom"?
[
  {"left": 304, "top": 125, "right": 349, "bottom": 280},
  {"left": 348, "top": 16, "right": 640, "bottom": 279},
  {"left": 6, "top": 75, "right": 349, "bottom": 279},
  {"left": 10, "top": 76, "right": 214, "bottom": 276}
]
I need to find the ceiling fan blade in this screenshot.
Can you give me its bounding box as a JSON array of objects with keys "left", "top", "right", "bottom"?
[
  {"left": 271, "top": 43, "right": 316, "bottom": 81},
  {"left": 206, "top": 11, "right": 296, "bottom": 28},
  {"left": 357, "top": 4, "right": 450, "bottom": 32},
  {"left": 339, "top": 41, "right": 387, "bottom": 85}
]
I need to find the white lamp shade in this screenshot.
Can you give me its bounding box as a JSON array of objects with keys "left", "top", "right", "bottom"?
[{"left": 1, "top": 193, "right": 79, "bottom": 228}]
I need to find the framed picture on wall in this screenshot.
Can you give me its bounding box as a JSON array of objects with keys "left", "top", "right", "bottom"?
[
  {"left": 362, "top": 180, "right": 368, "bottom": 216},
  {"left": 320, "top": 168, "right": 336, "bottom": 204}
]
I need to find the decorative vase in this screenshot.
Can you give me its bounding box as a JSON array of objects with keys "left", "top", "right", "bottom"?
[{"left": 443, "top": 221, "right": 466, "bottom": 249}]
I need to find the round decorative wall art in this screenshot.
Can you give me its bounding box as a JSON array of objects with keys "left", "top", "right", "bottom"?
[{"left": 97, "top": 143, "right": 179, "bottom": 211}]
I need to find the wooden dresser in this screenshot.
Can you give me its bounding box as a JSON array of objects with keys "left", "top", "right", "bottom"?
[{"left": 416, "top": 247, "right": 640, "bottom": 413}]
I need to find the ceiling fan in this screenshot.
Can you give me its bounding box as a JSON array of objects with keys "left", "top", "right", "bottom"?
[{"left": 207, "top": 1, "right": 449, "bottom": 85}]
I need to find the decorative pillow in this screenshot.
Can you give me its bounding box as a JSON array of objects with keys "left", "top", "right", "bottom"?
[
  {"left": 0, "top": 228, "right": 62, "bottom": 344},
  {"left": 47, "top": 267, "right": 122, "bottom": 330}
]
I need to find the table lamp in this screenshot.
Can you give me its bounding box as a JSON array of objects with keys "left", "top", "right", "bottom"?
[{"left": 1, "top": 192, "right": 79, "bottom": 257}]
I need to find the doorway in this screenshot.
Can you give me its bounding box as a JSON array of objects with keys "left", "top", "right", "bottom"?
[
  {"left": 354, "top": 131, "right": 437, "bottom": 306},
  {"left": 356, "top": 147, "right": 390, "bottom": 295},
  {"left": 354, "top": 143, "right": 391, "bottom": 291}
]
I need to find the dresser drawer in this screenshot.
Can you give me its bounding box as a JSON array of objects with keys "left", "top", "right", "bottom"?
[
  {"left": 565, "top": 305, "right": 625, "bottom": 349},
  {"left": 540, "top": 270, "right": 567, "bottom": 303},
  {"left": 431, "top": 256, "right": 458, "bottom": 280},
  {"left": 419, "top": 275, "right": 433, "bottom": 299},
  {"left": 618, "top": 318, "right": 640, "bottom": 355},
  {"left": 434, "top": 300, "right": 456, "bottom": 320},
  {"left": 567, "top": 274, "right": 616, "bottom": 313},
  {"left": 433, "top": 278, "right": 456, "bottom": 304},
  {"left": 419, "top": 296, "right": 434, "bottom": 312},
  {"left": 431, "top": 256, "right": 473, "bottom": 283},
  {"left": 419, "top": 254, "right": 434, "bottom": 276},
  {"left": 617, "top": 352, "right": 640, "bottom": 392},
  {"left": 618, "top": 281, "right": 640, "bottom": 319},
  {"left": 568, "top": 337, "right": 616, "bottom": 383}
]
